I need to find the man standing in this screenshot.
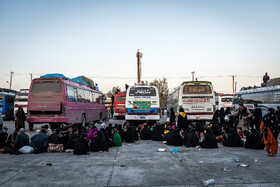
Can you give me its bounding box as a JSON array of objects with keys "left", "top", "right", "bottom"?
[
  {"left": 14, "top": 128, "right": 29, "bottom": 150},
  {"left": 95, "top": 84, "right": 99, "bottom": 91},
  {"left": 228, "top": 104, "right": 252, "bottom": 131},
  {"left": 252, "top": 104, "right": 262, "bottom": 132},
  {"left": 263, "top": 72, "right": 270, "bottom": 83}
]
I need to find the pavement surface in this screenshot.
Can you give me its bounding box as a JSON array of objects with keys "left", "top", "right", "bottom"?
[{"left": 1, "top": 120, "right": 280, "bottom": 186}]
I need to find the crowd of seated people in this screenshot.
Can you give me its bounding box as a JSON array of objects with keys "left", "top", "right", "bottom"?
[{"left": 0, "top": 105, "right": 279, "bottom": 157}]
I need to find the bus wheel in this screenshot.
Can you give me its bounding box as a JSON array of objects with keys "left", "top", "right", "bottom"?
[
  {"left": 99, "top": 113, "right": 103, "bottom": 122},
  {"left": 29, "top": 123, "right": 34, "bottom": 131},
  {"left": 81, "top": 114, "right": 86, "bottom": 127}
]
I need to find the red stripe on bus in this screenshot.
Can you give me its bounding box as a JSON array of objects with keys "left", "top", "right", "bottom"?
[{"left": 15, "top": 105, "right": 27, "bottom": 107}]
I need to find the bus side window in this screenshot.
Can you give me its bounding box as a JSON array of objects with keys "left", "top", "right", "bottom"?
[
  {"left": 96, "top": 93, "right": 101, "bottom": 104},
  {"left": 85, "top": 90, "right": 91, "bottom": 103},
  {"left": 67, "top": 85, "right": 76, "bottom": 102},
  {"left": 77, "top": 88, "right": 82, "bottom": 102},
  {"left": 74, "top": 87, "right": 78, "bottom": 102},
  {"left": 90, "top": 92, "right": 93, "bottom": 103},
  {"left": 92, "top": 92, "right": 96, "bottom": 103},
  {"left": 82, "top": 89, "right": 86, "bottom": 102}
]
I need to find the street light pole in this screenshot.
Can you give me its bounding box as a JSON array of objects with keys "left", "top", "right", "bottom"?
[
  {"left": 9, "top": 71, "right": 14, "bottom": 89},
  {"left": 232, "top": 75, "right": 236, "bottom": 94},
  {"left": 136, "top": 50, "right": 142, "bottom": 83}
]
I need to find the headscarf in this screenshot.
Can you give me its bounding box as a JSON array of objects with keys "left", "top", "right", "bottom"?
[
  {"left": 140, "top": 123, "right": 148, "bottom": 133},
  {"left": 263, "top": 108, "right": 280, "bottom": 139},
  {"left": 190, "top": 128, "right": 196, "bottom": 134},
  {"left": 225, "top": 107, "right": 231, "bottom": 115},
  {"left": 205, "top": 128, "right": 214, "bottom": 135},
  {"left": 179, "top": 108, "right": 186, "bottom": 118},
  {"left": 87, "top": 127, "right": 99, "bottom": 141}
]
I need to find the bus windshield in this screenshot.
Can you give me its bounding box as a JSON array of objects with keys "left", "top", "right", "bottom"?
[
  {"left": 183, "top": 85, "right": 212, "bottom": 94},
  {"left": 221, "top": 98, "right": 233, "bottom": 102},
  {"left": 32, "top": 82, "right": 62, "bottom": 93},
  {"left": 129, "top": 87, "right": 156, "bottom": 96},
  {"left": 116, "top": 96, "right": 126, "bottom": 101}
]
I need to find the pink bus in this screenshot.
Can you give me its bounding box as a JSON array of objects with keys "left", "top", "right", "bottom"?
[{"left": 27, "top": 77, "right": 105, "bottom": 130}]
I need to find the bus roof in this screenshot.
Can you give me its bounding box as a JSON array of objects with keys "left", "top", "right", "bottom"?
[
  {"left": 32, "top": 77, "right": 103, "bottom": 94},
  {"left": 0, "top": 88, "right": 18, "bottom": 93},
  {"left": 0, "top": 92, "right": 16, "bottom": 96},
  {"left": 181, "top": 81, "right": 212, "bottom": 85},
  {"left": 237, "top": 85, "right": 280, "bottom": 94}
]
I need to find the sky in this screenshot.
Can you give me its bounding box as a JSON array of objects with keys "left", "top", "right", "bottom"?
[{"left": 0, "top": 0, "right": 279, "bottom": 94}]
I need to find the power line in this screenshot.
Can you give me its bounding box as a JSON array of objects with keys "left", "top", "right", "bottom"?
[{"left": 0, "top": 73, "right": 263, "bottom": 80}]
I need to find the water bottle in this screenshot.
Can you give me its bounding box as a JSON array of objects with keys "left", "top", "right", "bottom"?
[
  {"left": 171, "top": 148, "right": 179, "bottom": 152},
  {"left": 203, "top": 179, "right": 215, "bottom": 186}
]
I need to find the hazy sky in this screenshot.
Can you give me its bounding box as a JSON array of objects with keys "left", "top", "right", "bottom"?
[{"left": 0, "top": 0, "right": 279, "bottom": 94}]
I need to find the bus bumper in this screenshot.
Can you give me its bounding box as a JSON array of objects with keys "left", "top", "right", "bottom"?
[
  {"left": 187, "top": 115, "right": 213, "bottom": 121},
  {"left": 114, "top": 112, "right": 125, "bottom": 117},
  {"left": 27, "top": 117, "right": 68, "bottom": 123},
  {"left": 125, "top": 114, "right": 160, "bottom": 121}
]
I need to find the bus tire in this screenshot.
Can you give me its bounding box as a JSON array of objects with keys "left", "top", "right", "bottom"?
[
  {"left": 99, "top": 113, "right": 103, "bottom": 122},
  {"left": 81, "top": 114, "right": 86, "bottom": 127},
  {"left": 29, "top": 123, "right": 34, "bottom": 131}
]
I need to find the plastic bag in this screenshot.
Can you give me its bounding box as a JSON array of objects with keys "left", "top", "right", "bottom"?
[
  {"left": 224, "top": 115, "right": 230, "bottom": 122},
  {"left": 19, "top": 146, "right": 34, "bottom": 154}
]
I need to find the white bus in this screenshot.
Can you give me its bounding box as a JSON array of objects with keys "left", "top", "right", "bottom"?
[
  {"left": 167, "top": 81, "right": 215, "bottom": 122},
  {"left": 232, "top": 85, "right": 280, "bottom": 113},
  {"left": 217, "top": 94, "right": 233, "bottom": 110},
  {"left": 125, "top": 84, "right": 160, "bottom": 124},
  {"left": 14, "top": 89, "right": 29, "bottom": 118}
]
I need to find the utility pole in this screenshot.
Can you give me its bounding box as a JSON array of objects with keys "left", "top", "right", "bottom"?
[
  {"left": 9, "top": 71, "right": 14, "bottom": 89},
  {"left": 136, "top": 49, "right": 142, "bottom": 83},
  {"left": 191, "top": 71, "right": 195, "bottom": 81},
  {"left": 232, "top": 75, "right": 236, "bottom": 94},
  {"left": 29, "top": 73, "right": 33, "bottom": 83}
]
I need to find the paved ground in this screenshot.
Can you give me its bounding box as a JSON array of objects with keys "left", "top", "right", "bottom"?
[{"left": 1, "top": 120, "right": 280, "bottom": 186}]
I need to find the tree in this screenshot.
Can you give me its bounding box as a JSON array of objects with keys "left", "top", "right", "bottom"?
[
  {"left": 150, "top": 78, "right": 169, "bottom": 108},
  {"left": 106, "top": 86, "right": 121, "bottom": 98}
]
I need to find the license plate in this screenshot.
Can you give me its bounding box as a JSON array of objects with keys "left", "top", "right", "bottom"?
[{"left": 196, "top": 117, "right": 200, "bottom": 119}]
